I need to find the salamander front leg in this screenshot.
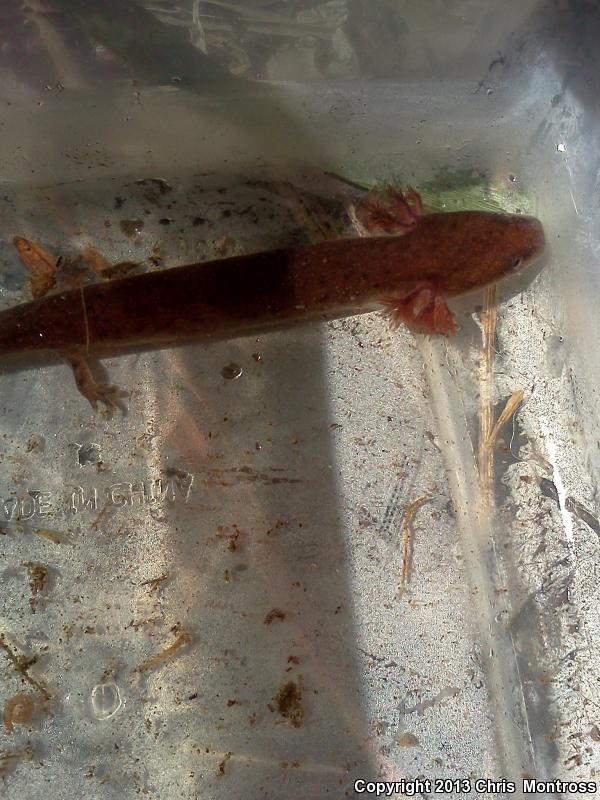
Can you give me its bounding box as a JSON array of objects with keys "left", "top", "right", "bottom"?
[
  {"left": 350, "top": 186, "right": 423, "bottom": 236},
  {"left": 381, "top": 283, "right": 457, "bottom": 335},
  {"left": 61, "top": 348, "right": 127, "bottom": 415}
]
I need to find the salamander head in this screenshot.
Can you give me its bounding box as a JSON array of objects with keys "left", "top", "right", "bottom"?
[
  {"left": 436, "top": 211, "right": 546, "bottom": 296},
  {"left": 491, "top": 213, "right": 545, "bottom": 276}
]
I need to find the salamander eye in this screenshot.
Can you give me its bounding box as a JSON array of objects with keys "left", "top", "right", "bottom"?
[{"left": 510, "top": 257, "right": 523, "bottom": 270}]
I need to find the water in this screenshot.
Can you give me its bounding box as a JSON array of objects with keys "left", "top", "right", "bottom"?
[{"left": 2, "top": 3, "right": 600, "bottom": 796}]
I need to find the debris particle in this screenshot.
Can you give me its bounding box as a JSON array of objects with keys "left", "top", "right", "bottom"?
[
  {"left": 272, "top": 681, "right": 304, "bottom": 727},
  {"left": 0, "top": 635, "right": 50, "bottom": 700},
  {"left": 264, "top": 609, "right": 286, "bottom": 625},
  {"left": 0, "top": 744, "right": 34, "bottom": 777},
  {"left": 3, "top": 694, "right": 36, "bottom": 733},
  {"left": 217, "top": 752, "right": 232, "bottom": 777},
  {"left": 22, "top": 562, "right": 52, "bottom": 612},
  {"left": 399, "top": 496, "right": 430, "bottom": 593},
  {"left": 395, "top": 731, "right": 420, "bottom": 747},
  {"left": 133, "top": 631, "right": 191, "bottom": 675}
]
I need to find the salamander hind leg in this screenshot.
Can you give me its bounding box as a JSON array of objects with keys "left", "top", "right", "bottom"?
[
  {"left": 381, "top": 283, "right": 457, "bottom": 335},
  {"left": 61, "top": 348, "right": 127, "bottom": 415}
]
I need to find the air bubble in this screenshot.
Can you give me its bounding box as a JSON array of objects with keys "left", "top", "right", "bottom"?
[
  {"left": 91, "top": 682, "right": 122, "bottom": 720},
  {"left": 221, "top": 363, "right": 243, "bottom": 380}
]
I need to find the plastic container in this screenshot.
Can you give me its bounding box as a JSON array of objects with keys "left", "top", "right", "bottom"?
[{"left": 0, "top": 2, "right": 597, "bottom": 797}]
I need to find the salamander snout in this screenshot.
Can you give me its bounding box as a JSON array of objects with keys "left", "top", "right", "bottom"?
[{"left": 504, "top": 215, "right": 546, "bottom": 275}]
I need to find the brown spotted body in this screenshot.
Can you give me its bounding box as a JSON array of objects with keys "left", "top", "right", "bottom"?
[{"left": 0, "top": 210, "right": 544, "bottom": 358}]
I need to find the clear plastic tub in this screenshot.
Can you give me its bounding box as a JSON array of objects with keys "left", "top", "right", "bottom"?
[{"left": 0, "top": 2, "right": 597, "bottom": 798}]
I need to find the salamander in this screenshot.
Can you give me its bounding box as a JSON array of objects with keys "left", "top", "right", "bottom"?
[{"left": 2, "top": 188, "right": 545, "bottom": 411}]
